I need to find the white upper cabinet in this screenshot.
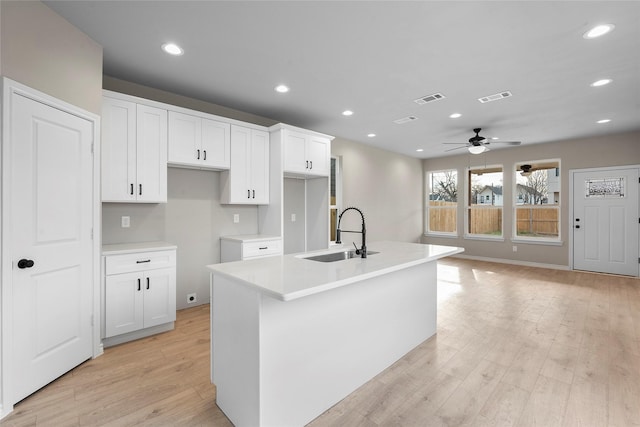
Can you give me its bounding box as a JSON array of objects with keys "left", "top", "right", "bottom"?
[
  {"left": 102, "top": 96, "right": 167, "bottom": 203},
  {"left": 220, "top": 125, "right": 270, "bottom": 205},
  {"left": 283, "top": 129, "right": 331, "bottom": 177},
  {"left": 168, "top": 111, "right": 230, "bottom": 170}
]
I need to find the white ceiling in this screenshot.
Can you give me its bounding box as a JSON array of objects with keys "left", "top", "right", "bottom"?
[{"left": 45, "top": 1, "right": 640, "bottom": 159}]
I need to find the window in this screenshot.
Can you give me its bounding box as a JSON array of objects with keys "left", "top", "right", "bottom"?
[
  {"left": 330, "top": 156, "right": 342, "bottom": 243},
  {"left": 514, "top": 160, "right": 560, "bottom": 241},
  {"left": 467, "top": 166, "right": 503, "bottom": 237},
  {"left": 426, "top": 170, "right": 457, "bottom": 235}
]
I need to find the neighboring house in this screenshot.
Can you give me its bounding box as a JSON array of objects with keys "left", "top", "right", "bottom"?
[
  {"left": 516, "top": 183, "right": 538, "bottom": 205},
  {"left": 477, "top": 186, "right": 503, "bottom": 206},
  {"left": 547, "top": 168, "right": 560, "bottom": 204}
]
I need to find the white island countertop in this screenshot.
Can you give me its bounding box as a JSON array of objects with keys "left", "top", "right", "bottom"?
[{"left": 206, "top": 241, "right": 463, "bottom": 301}]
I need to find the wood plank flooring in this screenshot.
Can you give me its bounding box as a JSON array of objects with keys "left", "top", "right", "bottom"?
[{"left": 2, "top": 258, "right": 639, "bottom": 426}]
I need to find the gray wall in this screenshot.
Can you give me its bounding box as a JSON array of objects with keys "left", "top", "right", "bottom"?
[
  {"left": 422, "top": 130, "right": 640, "bottom": 267},
  {"left": 331, "top": 137, "right": 424, "bottom": 245},
  {"left": 0, "top": 1, "right": 103, "bottom": 114}
]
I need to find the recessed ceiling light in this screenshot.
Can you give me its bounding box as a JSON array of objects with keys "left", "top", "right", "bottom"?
[
  {"left": 583, "top": 24, "right": 615, "bottom": 39},
  {"left": 416, "top": 148, "right": 424, "bottom": 152},
  {"left": 161, "top": 42, "right": 184, "bottom": 56},
  {"left": 342, "top": 110, "right": 354, "bottom": 116},
  {"left": 274, "top": 84, "right": 289, "bottom": 93},
  {"left": 449, "top": 113, "right": 462, "bottom": 119},
  {"left": 596, "top": 119, "right": 611, "bottom": 124},
  {"left": 590, "top": 79, "right": 612, "bottom": 87},
  {"left": 367, "top": 133, "right": 376, "bottom": 138}
]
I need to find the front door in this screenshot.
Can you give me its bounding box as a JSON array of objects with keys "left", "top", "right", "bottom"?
[
  {"left": 9, "top": 91, "right": 94, "bottom": 403},
  {"left": 572, "top": 167, "right": 639, "bottom": 276}
]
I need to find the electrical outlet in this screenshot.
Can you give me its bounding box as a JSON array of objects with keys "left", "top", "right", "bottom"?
[
  {"left": 233, "top": 214, "right": 239, "bottom": 223},
  {"left": 291, "top": 213, "right": 296, "bottom": 222},
  {"left": 187, "top": 293, "right": 197, "bottom": 304},
  {"left": 121, "top": 216, "right": 130, "bottom": 228},
  {"left": 512, "top": 245, "right": 517, "bottom": 252}
]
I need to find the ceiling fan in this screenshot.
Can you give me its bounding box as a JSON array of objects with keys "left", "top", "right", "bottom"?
[{"left": 444, "top": 128, "right": 521, "bottom": 154}]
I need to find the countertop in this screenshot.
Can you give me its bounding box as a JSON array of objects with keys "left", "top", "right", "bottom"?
[
  {"left": 219, "top": 234, "right": 281, "bottom": 243},
  {"left": 102, "top": 241, "right": 177, "bottom": 256},
  {"left": 206, "top": 241, "right": 463, "bottom": 301}
]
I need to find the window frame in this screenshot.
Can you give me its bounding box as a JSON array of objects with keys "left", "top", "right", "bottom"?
[
  {"left": 425, "top": 168, "right": 459, "bottom": 237},
  {"left": 465, "top": 165, "right": 504, "bottom": 241},
  {"left": 512, "top": 159, "right": 562, "bottom": 245}
]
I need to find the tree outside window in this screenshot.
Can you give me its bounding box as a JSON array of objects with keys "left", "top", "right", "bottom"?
[{"left": 426, "top": 170, "right": 457, "bottom": 234}]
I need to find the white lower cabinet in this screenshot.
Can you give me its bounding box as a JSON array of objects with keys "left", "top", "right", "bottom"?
[
  {"left": 102, "top": 243, "right": 176, "bottom": 345},
  {"left": 220, "top": 235, "right": 282, "bottom": 262}
]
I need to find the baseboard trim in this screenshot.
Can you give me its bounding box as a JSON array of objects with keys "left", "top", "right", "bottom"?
[{"left": 450, "top": 254, "right": 570, "bottom": 271}]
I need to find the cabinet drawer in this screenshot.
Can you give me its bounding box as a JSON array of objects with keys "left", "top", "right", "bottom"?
[
  {"left": 243, "top": 239, "right": 282, "bottom": 259},
  {"left": 105, "top": 250, "right": 176, "bottom": 275}
]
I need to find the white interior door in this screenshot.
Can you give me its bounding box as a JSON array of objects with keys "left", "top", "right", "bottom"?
[
  {"left": 572, "top": 167, "right": 639, "bottom": 276},
  {"left": 10, "top": 92, "right": 94, "bottom": 403}
]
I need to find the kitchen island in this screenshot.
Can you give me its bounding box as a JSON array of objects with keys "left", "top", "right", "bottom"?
[{"left": 206, "top": 241, "right": 463, "bottom": 427}]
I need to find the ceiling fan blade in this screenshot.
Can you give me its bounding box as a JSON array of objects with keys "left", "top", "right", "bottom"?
[
  {"left": 488, "top": 140, "right": 521, "bottom": 146},
  {"left": 444, "top": 146, "right": 466, "bottom": 152}
]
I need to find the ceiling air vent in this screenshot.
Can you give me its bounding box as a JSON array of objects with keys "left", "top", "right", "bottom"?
[
  {"left": 478, "top": 91, "right": 513, "bottom": 103},
  {"left": 414, "top": 93, "right": 446, "bottom": 105},
  {"left": 394, "top": 116, "right": 418, "bottom": 124}
]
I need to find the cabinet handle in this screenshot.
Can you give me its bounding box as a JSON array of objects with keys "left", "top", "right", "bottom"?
[
  {"left": 253, "top": 190, "right": 255, "bottom": 199},
  {"left": 136, "top": 259, "right": 151, "bottom": 264},
  {"left": 137, "top": 278, "right": 141, "bottom": 291},
  {"left": 146, "top": 277, "right": 150, "bottom": 290},
  {"left": 247, "top": 189, "right": 250, "bottom": 199},
  {"left": 203, "top": 150, "right": 207, "bottom": 160},
  {"left": 306, "top": 160, "right": 309, "bottom": 169},
  {"left": 139, "top": 184, "right": 142, "bottom": 196},
  {"left": 197, "top": 149, "right": 200, "bottom": 160},
  {"left": 130, "top": 184, "right": 134, "bottom": 195},
  {"left": 259, "top": 246, "right": 268, "bottom": 250},
  {"left": 310, "top": 160, "right": 313, "bottom": 169}
]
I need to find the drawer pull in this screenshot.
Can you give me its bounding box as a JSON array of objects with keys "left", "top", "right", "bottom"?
[
  {"left": 136, "top": 259, "right": 151, "bottom": 264},
  {"left": 259, "top": 246, "right": 268, "bottom": 250}
]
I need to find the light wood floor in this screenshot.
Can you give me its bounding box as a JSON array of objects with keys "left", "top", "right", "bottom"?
[{"left": 2, "top": 258, "right": 639, "bottom": 426}]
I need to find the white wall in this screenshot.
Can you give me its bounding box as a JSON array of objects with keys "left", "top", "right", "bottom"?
[{"left": 331, "top": 138, "right": 424, "bottom": 246}]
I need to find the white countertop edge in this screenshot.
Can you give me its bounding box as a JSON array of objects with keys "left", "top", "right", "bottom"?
[
  {"left": 207, "top": 244, "right": 464, "bottom": 302},
  {"left": 102, "top": 241, "right": 177, "bottom": 255},
  {"left": 219, "top": 234, "right": 282, "bottom": 243}
]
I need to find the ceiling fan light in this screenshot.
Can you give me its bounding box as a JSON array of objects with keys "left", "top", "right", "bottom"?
[{"left": 468, "top": 145, "right": 486, "bottom": 154}]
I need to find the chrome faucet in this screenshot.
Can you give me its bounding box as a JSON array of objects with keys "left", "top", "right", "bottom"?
[{"left": 335, "top": 207, "right": 367, "bottom": 258}]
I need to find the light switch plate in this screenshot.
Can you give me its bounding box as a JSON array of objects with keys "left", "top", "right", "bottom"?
[
  {"left": 291, "top": 213, "right": 296, "bottom": 222},
  {"left": 121, "top": 216, "right": 130, "bottom": 228},
  {"left": 233, "top": 214, "right": 240, "bottom": 223}
]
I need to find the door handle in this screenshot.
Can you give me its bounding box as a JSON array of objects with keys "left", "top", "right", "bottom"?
[{"left": 17, "top": 259, "right": 35, "bottom": 269}]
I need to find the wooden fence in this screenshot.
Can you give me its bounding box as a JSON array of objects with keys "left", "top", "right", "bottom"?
[{"left": 429, "top": 202, "right": 558, "bottom": 236}]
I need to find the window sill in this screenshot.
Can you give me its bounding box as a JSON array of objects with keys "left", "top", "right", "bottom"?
[
  {"left": 511, "top": 238, "right": 563, "bottom": 246},
  {"left": 425, "top": 232, "right": 459, "bottom": 239},
  {"left": 464, "top": 234, "right": 505, "bottom": 242}
]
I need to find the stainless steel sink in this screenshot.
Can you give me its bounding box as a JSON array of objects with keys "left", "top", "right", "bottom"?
[{"left": 303, "top": 250, "right": 378, "bottom": 263}]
